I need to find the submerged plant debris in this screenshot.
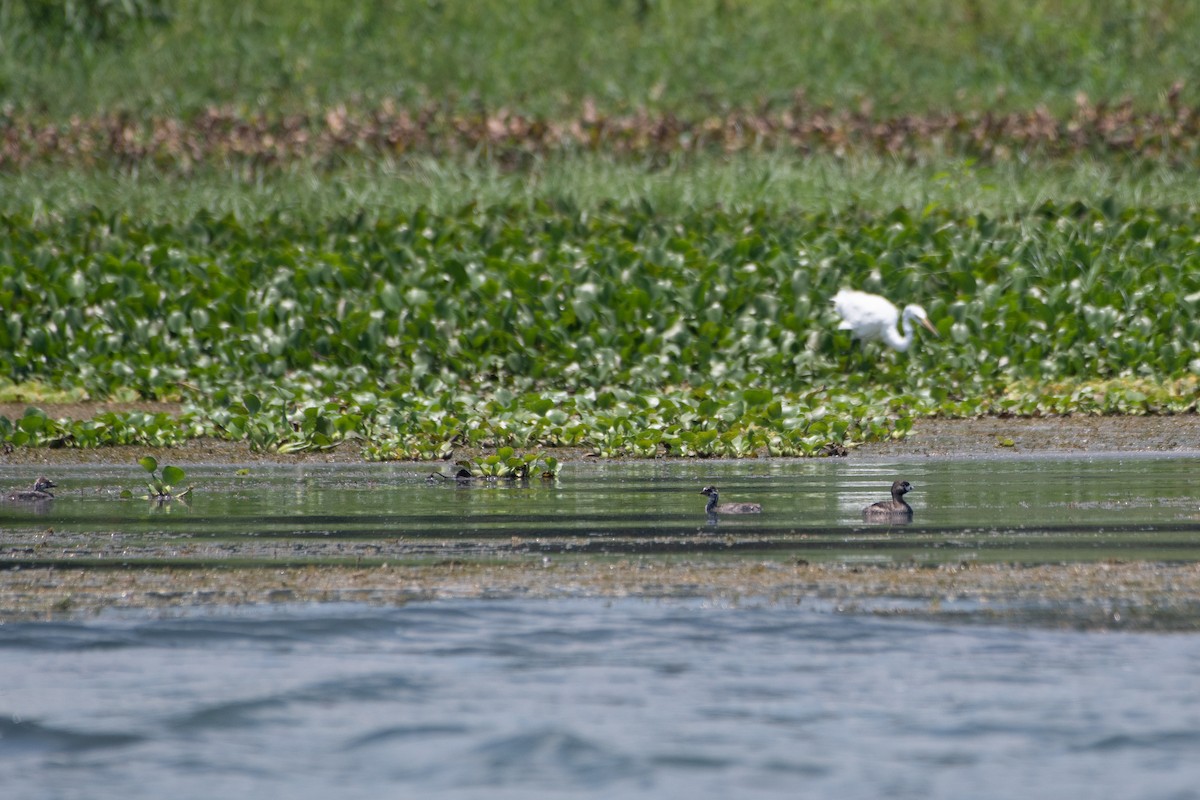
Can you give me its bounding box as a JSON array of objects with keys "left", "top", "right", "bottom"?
[{"left": 3, "top": 558, "right": 1200, "bottom": 632}]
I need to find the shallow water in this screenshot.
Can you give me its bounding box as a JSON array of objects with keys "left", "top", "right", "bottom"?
[
  {"left": 2, "top": 598, "right": 1200, "bottom": 800},
  {"left": 2, "top": 454, "right": 1199, "bottom": 564}
]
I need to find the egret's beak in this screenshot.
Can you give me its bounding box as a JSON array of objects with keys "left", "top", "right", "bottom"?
[{"left": 920, "top": 317, "right": 939, "bottom": 336}]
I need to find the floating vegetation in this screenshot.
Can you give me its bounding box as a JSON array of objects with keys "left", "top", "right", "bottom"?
[
  {"left": 120, "top": 456, "right": 192, "bottom": 504},
  {"left": 1, "top": 201, "right": 1198, "bottom": 460},
  {"left": 459, "top": 449, "right": 560, "bottom": 480}
]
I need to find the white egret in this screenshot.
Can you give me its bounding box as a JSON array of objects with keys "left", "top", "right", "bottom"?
[
  {"left": 861, "top": 480, "right": 914, "bottom": 522},
  {"left": 700, "top": 486, "right": 762, "bottom": 515},
  {"left": 832, "top": 289, "right": 937, "bottom": 352}
]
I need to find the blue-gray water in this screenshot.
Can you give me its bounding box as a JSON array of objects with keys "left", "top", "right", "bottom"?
[{"left": 2, "top": 598, "right": 1200, "bottom": 800}]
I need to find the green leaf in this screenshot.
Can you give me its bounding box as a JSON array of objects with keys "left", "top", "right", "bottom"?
[
  {"left": 138, "top": 456, "right": 158, "bottom": 474},
  {"left": 161, "top": 465, "right": 186, "bottom": 485},
  {"left": 742, "top": 388, "right": 773, "bottom": 406}
]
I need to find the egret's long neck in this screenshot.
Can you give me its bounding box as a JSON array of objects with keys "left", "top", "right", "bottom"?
[
  {"left": 705, "top": 492, "right": 719, "bottom": 513},
  {"left": 887, "top": 315, "right": 915, "bottom": 352}
]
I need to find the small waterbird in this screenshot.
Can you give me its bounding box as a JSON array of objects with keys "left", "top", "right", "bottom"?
[
  {"left": 6, "top": 476, "right": 57, "bottom": 502},
  {"left": 862, "top": 480, "right": 914, "bottom": 522},
  {"left": 700, "top": 486, "right": 762, "bottom": 515},
  {"left": 832, "top": 289, "right": 938, "bottom": 352}
]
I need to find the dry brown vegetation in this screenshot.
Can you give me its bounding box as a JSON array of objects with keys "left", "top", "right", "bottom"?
[{"left": 3, "top": 89, "right": 1198, "bottom": 170}]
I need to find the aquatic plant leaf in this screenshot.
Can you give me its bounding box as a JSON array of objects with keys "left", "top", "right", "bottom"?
[
  {"left": 138, "top": 456, "right": 158, "bottom": 474},
  {"left": 742, "top": 388, "right": 773, "bottom": 406}
]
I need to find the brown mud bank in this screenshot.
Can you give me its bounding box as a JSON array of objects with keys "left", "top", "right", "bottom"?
[{"left": 852, "top": 414, "right": 1200, "bottom": 458}]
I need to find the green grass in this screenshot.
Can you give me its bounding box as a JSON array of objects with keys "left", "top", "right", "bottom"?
[
  {"left": 3, "top": 154, "right": 1199, "bottom": 223},
  {"left": 2, "top": 0, "right": 1198, "bottom": 119}
]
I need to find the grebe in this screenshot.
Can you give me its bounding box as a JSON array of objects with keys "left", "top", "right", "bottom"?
[
  {"left": 862, "top": 480, "right": 914, "bottom": 521},
  {"left": 700, "top": 486, "right": 762, "bottom": 515},
  {"left": 833, "top": 289, "right": 937, "bottom": 352},
  {"left": 6, "top": 476, "right": 57, "bottom": 502}
]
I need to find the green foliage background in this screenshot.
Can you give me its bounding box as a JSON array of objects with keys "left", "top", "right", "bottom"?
[{"left": 2, "top": 0, "right": 1199, "bottom": 117}]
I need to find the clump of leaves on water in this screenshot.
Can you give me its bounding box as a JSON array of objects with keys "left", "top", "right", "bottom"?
[
  {"left": 433, "top": 448, "right": 560, "bottom": 482},
  {"left": 120, "top": 456, "right": 192, "bottom": 503}
]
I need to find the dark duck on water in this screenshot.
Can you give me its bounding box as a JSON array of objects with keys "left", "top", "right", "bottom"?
[
  {"left": 862, "top": 480, "right": 914, "bottom": 522},
  {"left": 700, "top": 486, "right": 762, "bottom": 515},
  {"left": 6, "top": 477, "right": 57, "bottom": 502}
]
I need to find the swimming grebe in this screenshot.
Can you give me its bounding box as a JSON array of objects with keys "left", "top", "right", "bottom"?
[
  {"left": 6, "top": 476, "right": 57, "bottom": 502},
  {"left": 700, "top": 486, "right": 762, "bottom": 515},
  {"left": 862, "top": 480, "right": 914, "bottom": 521}
]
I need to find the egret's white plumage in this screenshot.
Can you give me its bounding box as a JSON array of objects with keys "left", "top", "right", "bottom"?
[{"left": 832, "top": 289, "right": 937, "bottom": 352}]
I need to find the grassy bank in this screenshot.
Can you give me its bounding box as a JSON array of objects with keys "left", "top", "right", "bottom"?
[{"left": 2, "top": 155, "right": 1200, "bottom": 223}]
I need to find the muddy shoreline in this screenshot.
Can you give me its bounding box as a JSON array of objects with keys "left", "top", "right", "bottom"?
[
  {"left": 3, "top": 414, "right": 1200, "bottom": 626},
  {"left": 4, "top": 559, "right": 1199, "bottom": 631}
]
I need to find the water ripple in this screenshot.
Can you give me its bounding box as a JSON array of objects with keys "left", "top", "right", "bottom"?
[
  {"left": 1078, "top": 730, "right": 1200, "bottom": 753},
  {"left": 169, "top": 672, "right": 423, "bottom": 732},
  {"left": 344, "top": 723, "right": 470, "bottom": 750},
  {"left": 0, "top": 718, "right": 143, "bottom": 757},
  {"left": 455, "top": 728, "right": 646, "bottom": 790}
]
